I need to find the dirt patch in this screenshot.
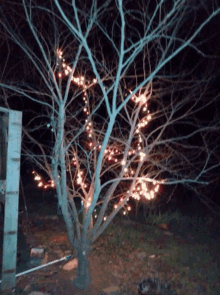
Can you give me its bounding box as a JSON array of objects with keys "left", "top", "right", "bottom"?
[
  {"left": 11, "top": 214, "right": 177, "bottom": 294},
  {"left": 1, "top": 210, "right": 219, "bottom": 295},
  {"left": 11, "top": 214, "right": 123, "bottom": 294}
]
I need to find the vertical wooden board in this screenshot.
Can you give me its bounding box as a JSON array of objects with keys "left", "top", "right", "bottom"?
[
  {"left": 0, "top": 112, "right": 8, "bottom": 180},
  {"left": 1, "top": 109, "right": 22, "bottom": 290}
]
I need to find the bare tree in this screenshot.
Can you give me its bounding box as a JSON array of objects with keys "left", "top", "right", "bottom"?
[{"left": 0, "top": 0, "right": 220, "bottom": 289}]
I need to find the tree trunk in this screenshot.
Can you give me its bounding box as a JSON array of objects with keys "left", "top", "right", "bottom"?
[{"left": 73, "top": 238, "right": 91, "bottom": 289}]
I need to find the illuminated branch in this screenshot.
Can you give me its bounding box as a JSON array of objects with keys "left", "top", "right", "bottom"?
[{"left": 0, "top": 0, "right": 220, "bottom": 290}]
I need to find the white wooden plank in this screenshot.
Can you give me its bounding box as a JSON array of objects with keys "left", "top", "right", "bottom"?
[{"left": 1, "top": 109, "right": 22, "bottom": 290}]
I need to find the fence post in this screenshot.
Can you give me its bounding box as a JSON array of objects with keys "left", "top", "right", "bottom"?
[{"left": 0, "top": 108, "right": 22, "bottom": 291}]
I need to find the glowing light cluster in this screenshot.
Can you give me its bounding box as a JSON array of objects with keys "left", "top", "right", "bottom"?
[
  {"left": 135, "top": 113, "right": 152, "bottom": 135},
  {"left": 56, "top": 50, "right": 97, "bottom": 142},
  {"left": 32, "top": 171, "right": 55, "bottom": 189},
  {"left": 32, "top": 49, "right": 161, "bottom": 220},
  {"left": 77, "top": 170, "right": 83, "bottom": 185},
  {"left": 129, "top": 180, "right": 160, "bottom": 201},
  {"left": 56, "top": 49, "right": 63, "bottom": 59},
  {"left": 139, "top": 151, "right": 146, "bottom": 162},
  {"left": 81, "top": 197, "right": 93, "bottom": 210},
  {"left": 85, "top": 120, "right": 93, "bottom": 138},
  {"left": 86, "top": 197, "right": 92, "bottom": 208},
  {"left": 104, "top": 147, "right": 121, "bottom": 163},
  {"left": 114, "top": 202, "right": 132, "bottom": 216},
  {"left": 76, "top": 170, "right": 88, "bottom": 190},
  {"left": 56, "top": 49, "right": 97, "bottom": 89},
  {"left": 131, "top": 93, "right": 147, "bottom": 104}
]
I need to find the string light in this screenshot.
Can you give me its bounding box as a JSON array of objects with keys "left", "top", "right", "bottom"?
[
  {"left": 32, "top": 171, "right": 56, "bottom": 189},
  {"left": 32, "top": 49, "right": 162, "bottom": 221},
  {"left": 139, "top": 151, "right": 146, "bottom": 162}
]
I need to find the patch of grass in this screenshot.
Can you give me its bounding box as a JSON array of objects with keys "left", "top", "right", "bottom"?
[
  {"left": 172, "top": 213, "right": 216, "bottom": 245},
  {"left": 162, "top": 242, "right": 219, "bottom": 294},
  {"left": 109, "top": 225, "right": 143, "bottom": 249},
  {"left": 101, "top": 212, "right": 219, "bottom": 294},
  {"left": 100, "top": 211, "right": 219, "bottom": 294},
  {"left": 177, "top": 213, "right": 215, "bottom": 229},
  {"left": 145, "top": 209, "right": 182, "bottom": 226},
  {"left": 177, "top": 214, "right": 203, "bottom": 228}
]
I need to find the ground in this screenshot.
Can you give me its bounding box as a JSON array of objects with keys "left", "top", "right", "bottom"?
[
  {"left": 1, "top": 193, "right": 220, "bottom": 295},
  {"left": 7, "top": 215, "right": 183, "bottom": 295}
]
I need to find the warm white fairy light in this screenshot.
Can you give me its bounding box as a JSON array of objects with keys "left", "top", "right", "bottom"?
[
  {"left": 130, "top": 179, "right": 160, "bottom": 201},
  {"left": 32, "top": 171, "right": 56, "bottom": 189},
  {"left": 77, "top": 170, "right": 84, "bottom": 185},
  {"left": 139, "top": 151, "right": 146, "bottom": 162},
  {"left": 86, "top": 197, "right": 91, "bottom": 208},
  {"left": 135, "top": 94, "right": 147, "bottom": 104},
  {"left": 57, "top": 49, "right": 63, "bottom": 59},
  {"left": 33, "top": 50, "right": 162, "bottom": 221},
  {"left": 34, "top": 175, "right": 41, "bottom": 181},
  {"left": 85, "top": 89, "right": 159, "bottom": 217},
  {"left": 154, "top": 185, "right": 159, "bottom": 192},
  {"left": 128, "top": 150, "right": 135, "bottom": 156}
]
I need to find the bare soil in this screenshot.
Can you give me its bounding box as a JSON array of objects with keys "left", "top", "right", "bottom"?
[
  {"left": 2, "top": 214, "right": 180, "bottom": 294},
  {"left": 1, "top": 198, "right": 219, "bottom": 295}
]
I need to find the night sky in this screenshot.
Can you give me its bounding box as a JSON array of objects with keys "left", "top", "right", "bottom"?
[{"left": 0, "top": 0, "right": 220, "bottom": 209}]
